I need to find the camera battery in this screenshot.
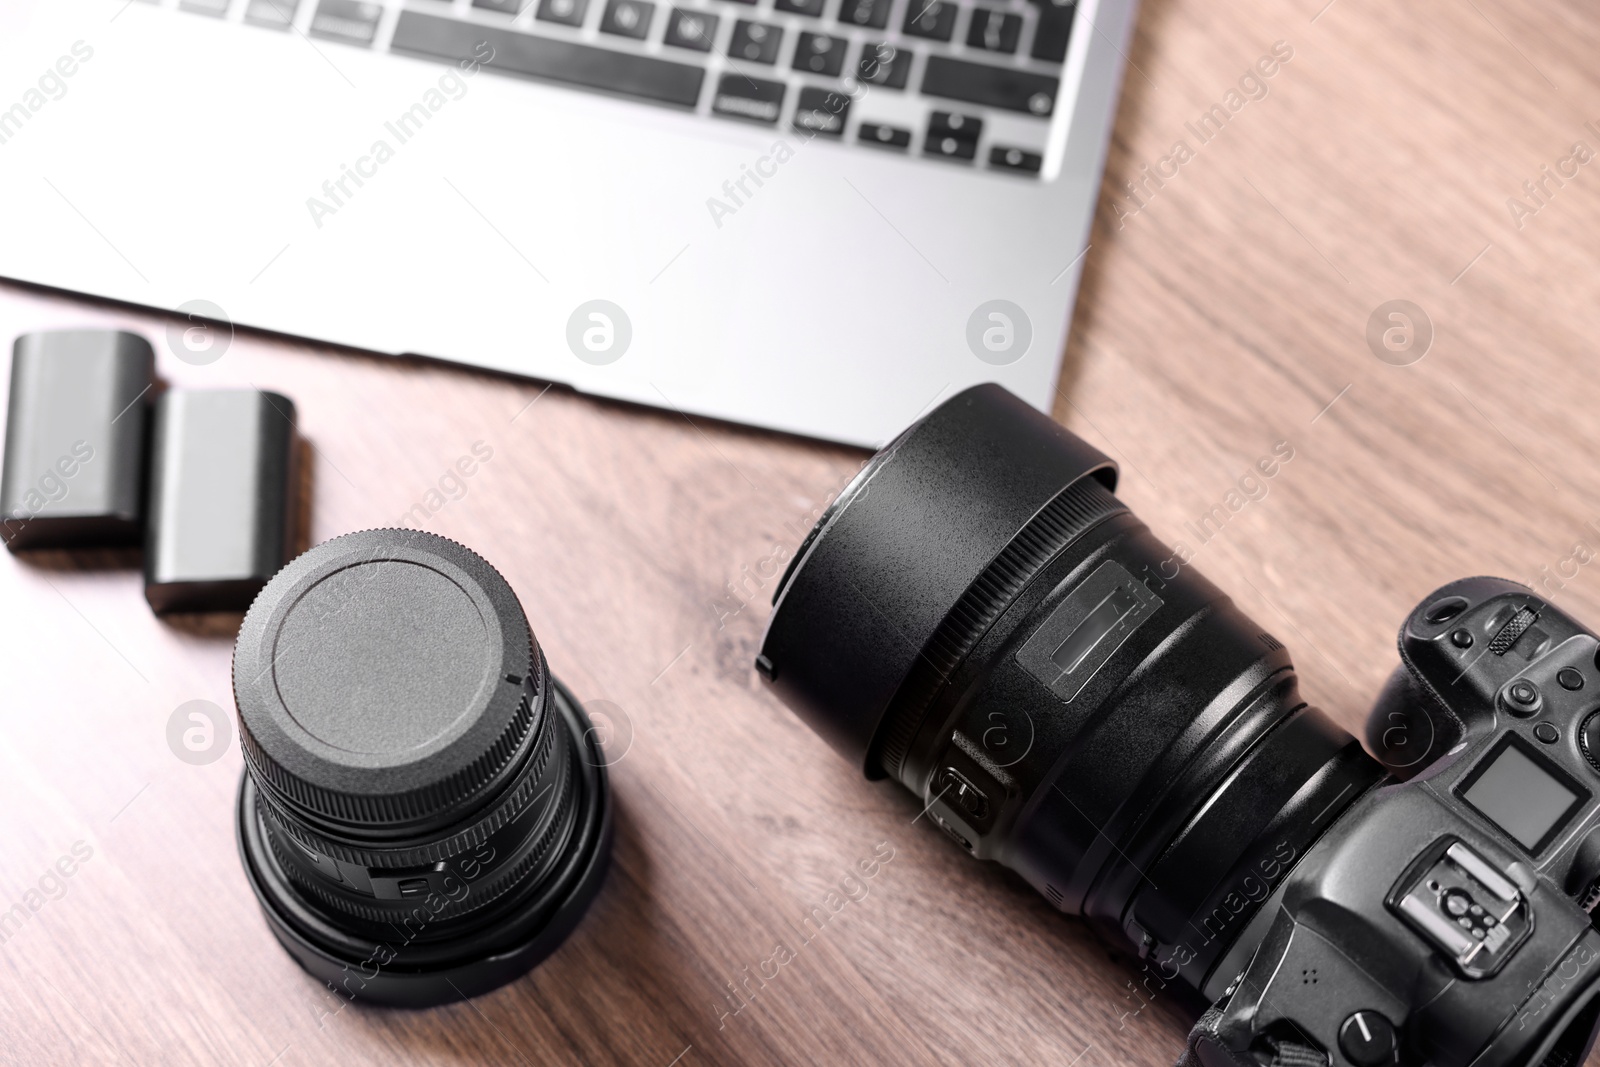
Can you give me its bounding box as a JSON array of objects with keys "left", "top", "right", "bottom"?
[
  {"left": 0, "top": 330, "right": 155, "bottom": 550},
  {"left": 144, "top": 389, "right": 298, "bottom": 613}
]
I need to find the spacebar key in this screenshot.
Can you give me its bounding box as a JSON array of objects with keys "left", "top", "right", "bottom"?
[{"left": 391, "top": 11, "right": 705, "bottom": 108}]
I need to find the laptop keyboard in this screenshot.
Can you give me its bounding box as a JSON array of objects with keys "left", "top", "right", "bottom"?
[{"left": 172, "top": 0, "right": 1076, "bottom": 175}]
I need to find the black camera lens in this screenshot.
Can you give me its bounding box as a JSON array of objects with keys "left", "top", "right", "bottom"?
[
  {"left": 759, "top": 385, "right": 1383, "bottom": 995},
  {"left": 233, "top": 529, "right": 611, "bottom": 1007}
]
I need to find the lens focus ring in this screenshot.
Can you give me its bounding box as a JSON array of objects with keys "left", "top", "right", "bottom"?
[
  {"left": 251, "top": 694, "right": 556, "bottom": 869},
  {"left": 263, "top": 727, "right": 577, "bottom": 924}
]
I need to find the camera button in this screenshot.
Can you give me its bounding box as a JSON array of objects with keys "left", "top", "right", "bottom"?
[
  {"left": 1534, "top": 722, "right": 1559, "bottom": 744},
  {"left": 1503, "top": 681, "right": 1542, "bottom": 717},
  {"left": 1581, "top": 712, "right": 1600, "bottom": 772},
  {"left": 1450, "top": 629, "right": 1474, "bottom": 649},
  {"left": 1339, "top": 1010, "right": 1397, "bottom": 1067},
  {"left": 934, "top": 766, "right": 990, "bottom": 822},
  {"left": 1560, "top": 667, "right": 1585, "bottom": 691}
]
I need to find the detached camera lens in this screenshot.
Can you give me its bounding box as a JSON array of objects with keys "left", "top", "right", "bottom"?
[
  {"left": 760, "top": 385, "right": 1382, "bottom": 997},
  {"left": 232, "top": 529, "right": 611, "bottom": 1007}
]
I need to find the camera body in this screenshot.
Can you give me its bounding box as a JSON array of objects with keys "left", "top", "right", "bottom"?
[{"left": 1189, "top": 577, "right": 1600, "bottom": 1067}]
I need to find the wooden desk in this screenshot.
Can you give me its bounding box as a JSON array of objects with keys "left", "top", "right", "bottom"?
[{"left": 5, "top": 0, "right": 1600, "bottom": 1063}]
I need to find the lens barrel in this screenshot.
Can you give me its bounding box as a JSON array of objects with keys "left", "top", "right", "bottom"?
[
  {"left": 759, "top": 385, "right": 1382, "bottom": 993},
  {"left": 233, "top": 529, "right": 611, "bottom": 1007}
]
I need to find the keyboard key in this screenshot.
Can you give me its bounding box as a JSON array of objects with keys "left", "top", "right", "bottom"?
[
  {"left": 990, "top": 145, "right": 1042, "bottom": 173},
  {"left": 794, "top": 86, "right": 850, "bottom": 136},
  {"left": 921, "top": 55, "right": 1057, "bottom": 114},
  {"left": 664, "top": 8, "right": 719, "bottom": 50},
  {"left": 774, "top": 0, "right": 825, "bottom": 16},
  {"left": 966, "top": 8, "right": 1020, "bottom": 53},
  {"left": 925, "top": 134, "right": 976, "bottom": 161},
  {"left": 310, "top": 0, "right": 382, "bottom": 45},
  {"left": 793, "top": 32, "right": 846, "bottom": 75},
  {"left": 730, "top": 21, "right": 782, "bottom": 63},
  {"left": 474, "top": 0, "right": 528, "bottom": 12},
  {"left": 859, "top": 123, "right": 911, "bottom": 149},
  {"left": 180, "top": 0, "right": 230, "bottom": 15},
  {"left": 392, "top": 11, "right": 706, "bottom": 107},
  {"left": 711, "top": 73, "right": 786, "bottom": 123},
  {"left": 928, "top": 110, "right": 981, "bottom": 141},
  {"left": 601, "top": 0, "right": 654, "bottom": 37},
  {"left": 244, "top": 0, "right": 299, "bottom": 27},
  {"left": 1029, "top": 0, "right": 1075, "bottom": 62},
  {"left": 902, "top": 0, "right": 955, "bottom": 41},
  {"left": 857, "top": 42, "right": 910, "bottom": 89},
  {"left": 838, "top": 0, "right": 890, "bottom": 29},
  {"left": 538, "top": 0, "right": 589, "bottom": 23},
  {"left": 925, "top": 112, "right": 979, "bottom": 162}
]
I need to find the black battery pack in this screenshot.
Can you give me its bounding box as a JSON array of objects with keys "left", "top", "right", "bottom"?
[
  {"left": 0, "top": 330, "right": 155, "bottom": 550},
  {"left": 144, "top": 389, "right": 298, "bottom": 613}
]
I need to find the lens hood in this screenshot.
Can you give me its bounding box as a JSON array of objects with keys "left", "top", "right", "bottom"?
[{"left": 758, "top": 384, "right": 1116, "bottom": 777}]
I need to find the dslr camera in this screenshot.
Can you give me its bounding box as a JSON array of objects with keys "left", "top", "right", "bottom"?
[{"left": 757, "top": 385, "right": 1600, "bottom": 1067}]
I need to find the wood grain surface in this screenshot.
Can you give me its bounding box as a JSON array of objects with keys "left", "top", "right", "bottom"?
[{"left": 6, "top": 0, "right": 1600, "bottom": 1064}]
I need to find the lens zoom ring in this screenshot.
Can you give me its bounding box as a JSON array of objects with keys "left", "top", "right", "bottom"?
[
  {"left": 267, "top": 748, "right": 577, "bottom": 925},
  {"left": 240, "top": 661, "right": 539, "bottom": 829},
  {"left": 260, "top": 705, "right": 558, "bottom": 868},
  {"left": 876, "top": 477, "right": 1126, "bottom": 781}
]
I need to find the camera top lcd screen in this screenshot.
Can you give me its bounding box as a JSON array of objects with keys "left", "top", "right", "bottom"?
[{"left": 1460, "top": 737, "right": 1587, "bottom": 852}]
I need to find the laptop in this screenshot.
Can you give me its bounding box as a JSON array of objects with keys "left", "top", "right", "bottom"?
[{"left": 0, "top": 0, "right": 1131, "bottom": 447}]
